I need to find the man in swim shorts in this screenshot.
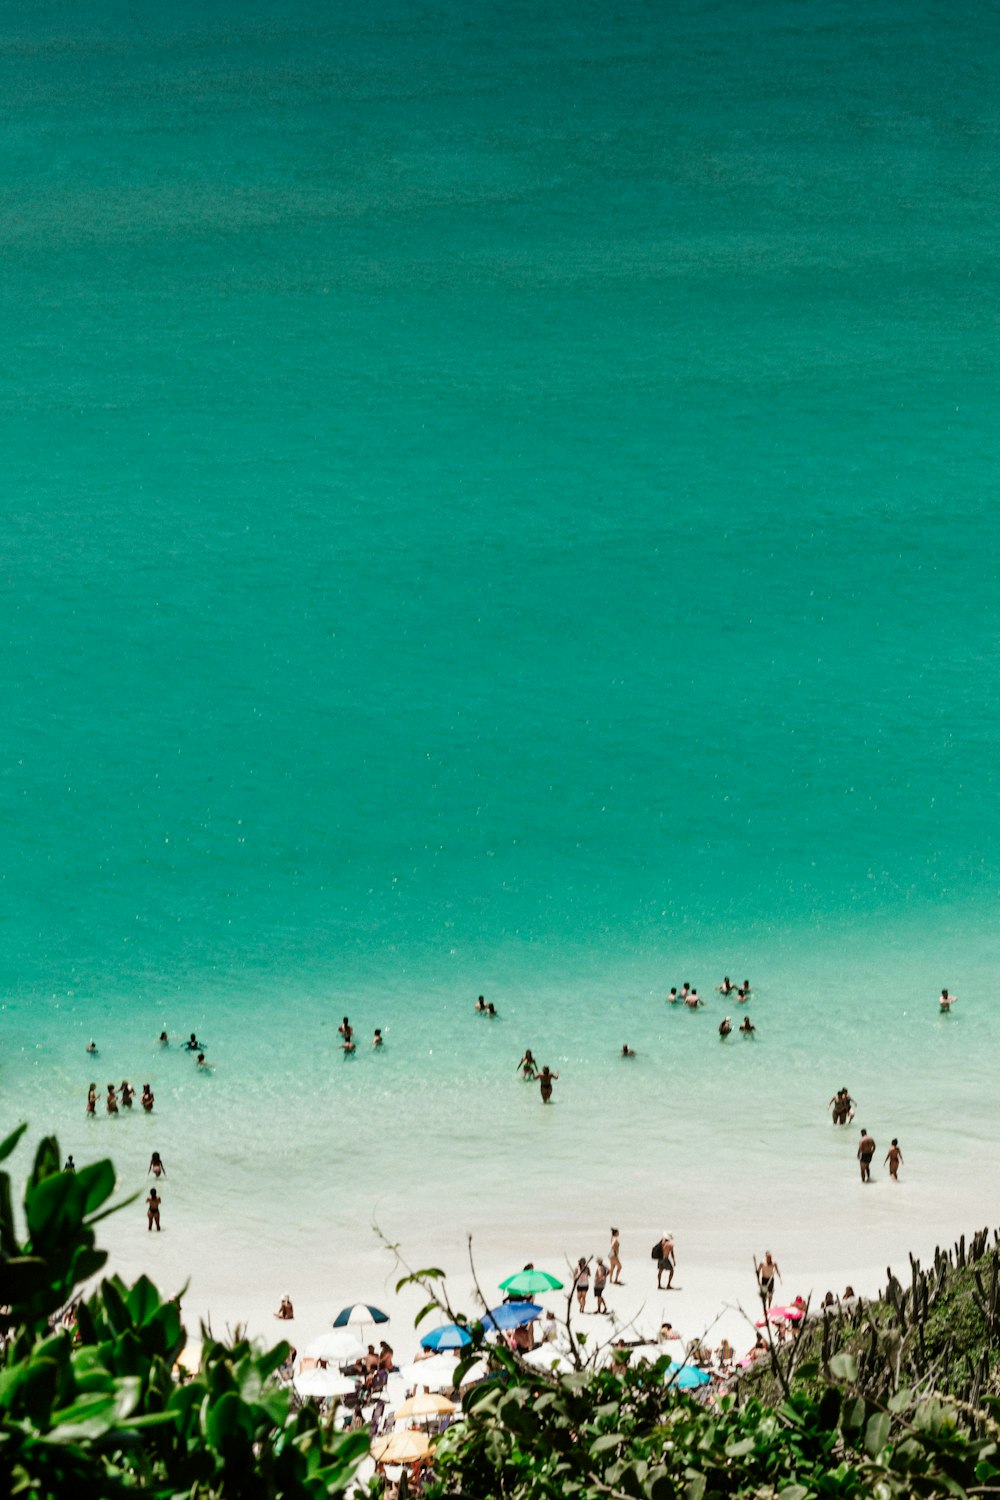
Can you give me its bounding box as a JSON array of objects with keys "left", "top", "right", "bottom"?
[
  {"left": 857, "top": 1127, "right": 876, "bottom": 1182},
  {"left": 755, "top": 1250, "right": 781, "bottom": 1308},
  {"left": 657, "top": 1233, "right": 675, "bottom": 1289}
]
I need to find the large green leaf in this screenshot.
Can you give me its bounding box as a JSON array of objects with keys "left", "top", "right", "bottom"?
[{"left": 0, "top": 1123, "right": 28, "bottom": 1166}]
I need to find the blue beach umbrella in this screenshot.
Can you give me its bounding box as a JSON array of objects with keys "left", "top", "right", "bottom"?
[
  {"left": 479, "top": 1302, "right": 543, "bottom": 1332},
  {"left": 664, "top": 1361, "right": 711, "bottom": 1390},
  {"left": 420, "top": 1323, "right": 473, "bottom": 1351},
  {"left": 332, "top": 1302, "right": 389, "bottom": 1328}
]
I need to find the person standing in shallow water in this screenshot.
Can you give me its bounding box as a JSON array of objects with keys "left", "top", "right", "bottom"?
[
  {"left": 86, "top": 1084, "right": 97, "bottom": 1115},
  {"left": 538, "top": 1065, "right": 558, "bottom": 1103},
  {"left": 146, "top": 1188, "right": 161, "bottom": 1231},
  {"left": 516, "top": 1049, "right": 537, "bottom": 1079},
  {"left": 885, "top": 1138, "right": 903, "bottom": 1181},
  {"left": 858, "top": 1127, "right": 876, "bottom": 1182},
  {"left": 106, "top": 1085, "right": 118, "bottom": 1115}
]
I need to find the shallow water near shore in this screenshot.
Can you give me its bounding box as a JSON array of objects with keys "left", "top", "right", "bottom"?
[{"left": 2, "top": 0, "right": 999, "bottom": 1350}]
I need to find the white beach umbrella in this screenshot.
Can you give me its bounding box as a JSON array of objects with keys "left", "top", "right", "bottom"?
[
  {"left": 294, "top": 1369, "right": 359, "bottom": 1399},
  {"left": 520, "top": 1347, "right": 574, "bottom": 1375},
  {"left": 303, "top": 1331, "right": 364, "bottom": 1363},
  {"left": 397, "top": 1354, "right": 487, "bottom": 1391}
]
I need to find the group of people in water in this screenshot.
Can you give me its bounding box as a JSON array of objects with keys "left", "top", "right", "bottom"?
[
  {"left": 87, "top": 1080, "right": 154, "bottom": 1114},
  {"left": 828, "top": 1088, "right": 904, "bottom": 1181},
  {"left": 338, "top": 1017, "right": 384, "bottom": 1054}
]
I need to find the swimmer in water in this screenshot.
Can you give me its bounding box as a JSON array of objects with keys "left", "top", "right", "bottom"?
[
  {"left": 148, "top": 1151, "right": 166, "bottom": 1178},
  {"left": 158, "top": 1030, "right": 168, "bottom": 1044},
  {"left": 939, "top": 988, "right": 957, "bottom": 1012},
  {"left": 341, "top": 1038, "right": 356, "bottom": 1055},
  {"left": 621, "top": 1043, "right": 636, "bottom": 1056},
  {"left": 667, "top": 988, "right": 678, "bottom": 1004},
  {"left": 338, "top": 1017, "right": 352, "bottom": 1042},
  {"left": 106, "top": 1085, "right": 118, "bottom": 1115},
  {"left": 719, "top": 1016, "right": 732, "bottom": 1038},
  {"left": 196, "top": 1052, "right": 207, "bottom": 1066},
  {"left": 141, "top": 1083, "right": 154, "bottom": 1112},
  {"left": 717, "top": 976, "right": 733, "bottom": 994},
  {"left": 487, "top": 1002, "right": 498, "bottom": 1016},
  {"left": 516, "top": 1049, "right": 537, "bottom": 1079},
  {"left": 86, "top": 1084, "right": 97, "bottom": 1115},
  {"left": 373, "top": 1028, "right": 383, "bottom": 1047},
  {"left": 475, "top": 995, "right": 487, "bottom": 1013},
  {"left": 146, "top": 1188, "right": 161, "bottom": 1232},
  {"left": 684, "top": 990, "right": 703, "bottom": 1009},
  {"left": 120, "top": 1081, "right": 134, "bottom": 1109},
  {"left": 538, "top": 1065, "right": 558, "bottom": 1103},
  {"left": 680, "top": 983, "right": 691, "bottom": 1001},
  {"left": 739, "top": 1015, "right": 755, "bottom": 1036},
  {"left": 184, "top": 1033, "right": 200, "bottom": 1051},
  {"left": 86, "top": 1040, "right": 97, "bottom": 1054}
]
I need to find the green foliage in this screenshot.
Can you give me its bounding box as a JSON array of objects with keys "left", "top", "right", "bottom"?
[{"left": 0, "top": 1125, "right": 369, "bottom": 1498}]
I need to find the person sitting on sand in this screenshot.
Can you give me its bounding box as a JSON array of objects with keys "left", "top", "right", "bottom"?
[
  {"left": 275, "top": 1294, "right": 294, "bottom": 1320},
  {"left": 716, "top": 1337, "right": 734, "bottom": 1367},
  {"left": 739, "top": 1016, "right": 755, "bottom": 1035},
  {"left": 621, "top": 1043, "right": 636, "bottom": 1056},
  {"left": 378, "top": 1340, "right": 394, "bottom": 1371},
  {"left": 659, "top": 1321, "right": 682, "bottom": 1342},
  {"left": 538, "top": 1065, "right": 558, "bottom": 1103},
  {"left": 141, "top": 1083, "right": 154, "bottom": 1112},
  {"left": 939, "top": 988, "right": 957, "bottom": 1012},
  {"left": 719, "top": 1016, "right": 732, "bottom": 1038}
]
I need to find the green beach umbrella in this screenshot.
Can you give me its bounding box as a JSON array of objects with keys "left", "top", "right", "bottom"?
[{"left": 498, "top": 1269, "right": 564, "bottom": 1296}]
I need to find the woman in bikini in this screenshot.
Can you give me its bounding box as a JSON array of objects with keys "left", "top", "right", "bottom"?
[
  {"left": 517, "top": 1049, "right": 537, "bottom": 1079},
  {"left": 538, "top": 1066, "right": 558, "bottom": 1103},
  {"left": 575, "top": 1257, "right": 590, "bottom": 1313},
  {"left": 141, "top": 1084, "right": 154, "bottom": 1112},
  {"left": 608, "top": 1228, "right": 622, "bottom": 1284},
  {"left": 86, "top": 1084, "right": 97, "bottom": 1115},
  {"left": 146, "top": 1189, "right": 161, "bottom": 1231},
  {"left": 120, "top": 1081, "right": 134, "bottom": 1109},
  {"left": 148, "top": 1152, "right": 166, "bottom": 1179},
  {"left": 106, "top": 1085, "right": 118, "bottom": 1115}
]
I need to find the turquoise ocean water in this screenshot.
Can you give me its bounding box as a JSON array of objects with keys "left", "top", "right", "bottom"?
[{"left": 2, "top": 0, "right": 999, "bottom": 1320}]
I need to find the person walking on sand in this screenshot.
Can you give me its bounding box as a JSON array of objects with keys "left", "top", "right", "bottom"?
[
  {"left": 857, "top": 1127, "right": 876, "bottom": 1182},
  {"left": 885, "top": 1138, "right": 903, "bottom": 1181},
  {"left": 575, "top": 1257, "right": 590, "bottom": 1312},
  {"left": 609, "top": 1228, "right": 622, "bottom": 1284},
  {"left": 517, "top": 1049, "right": 537, "bottom": 1079},
  {"left": 755, "top": 1250, "right": 781, "bottom": 1309},
  {"left": 657, "top": 1232, "right": 675, "bottom": 1290},
  {"left": 538, "top": 1065, "right": 558, "bottom": 1103},
  {"left": 146, "top": 1188, "right": 161, "bottom": 1231},
  {"left": 593, "top": 1257, "right": 608, "bottom": 1313}
]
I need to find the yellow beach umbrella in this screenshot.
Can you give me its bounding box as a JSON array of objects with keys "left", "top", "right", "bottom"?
[
  {"left": 371, "top": 1428, "right": 431, "bottom": 1463},
  {"left": 394, "top": 1391, "right": 455, "bottom": 1421}
]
